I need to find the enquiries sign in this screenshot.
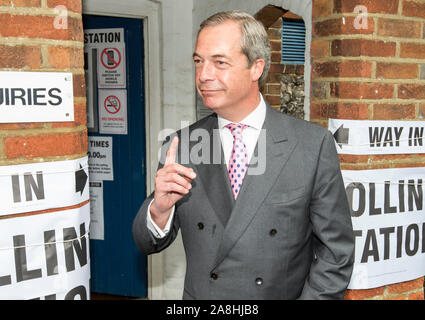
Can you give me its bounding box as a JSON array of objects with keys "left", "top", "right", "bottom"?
[{"left": 0, "top": 71, "right": 74, "bottom": 123}]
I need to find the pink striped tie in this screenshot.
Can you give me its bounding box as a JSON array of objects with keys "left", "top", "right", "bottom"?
[{"left": 225, "top": 123, "right": 249, "bottom": 199}]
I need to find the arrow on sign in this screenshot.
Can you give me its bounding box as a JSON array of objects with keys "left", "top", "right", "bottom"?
[
  {"left": 75, "top": 164, "right": 88, "bottom": 195},
  {"left": 333, "top": 125, "right": 349, "bottom": 148}
]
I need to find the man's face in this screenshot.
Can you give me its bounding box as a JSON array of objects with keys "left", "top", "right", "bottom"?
[{"left": 193, "top": 20, "right": 261, "bottom": 116}]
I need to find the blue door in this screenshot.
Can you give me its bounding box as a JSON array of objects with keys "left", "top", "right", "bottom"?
[{"left": 83, "top": 15, "right": 147, "bottom": 297}]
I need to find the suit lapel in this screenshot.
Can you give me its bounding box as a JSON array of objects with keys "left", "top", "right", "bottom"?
[
  {"left": 194, "top": 115, "right": 235, "bottom": 227},
  {"left": 213, "top": 106, "right": 298, "bottom": 269}
]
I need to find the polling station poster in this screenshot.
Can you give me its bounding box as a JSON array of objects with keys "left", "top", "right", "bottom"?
[
  {"left": 0, "top": 157, "right": 89, "bottom": 217},
  {"left": 0, "top": 203, "right": 90, "bottom": 300},
  {"left": 343, "top": 167, "right": 425, "bottom": 289},
  {"left": 329, "top": 119, "right": 425, "bottom": 155}
]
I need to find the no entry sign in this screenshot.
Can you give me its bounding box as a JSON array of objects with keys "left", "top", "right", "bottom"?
[{"left": 97, "top": 44, "right": 126, "bottom": 88}]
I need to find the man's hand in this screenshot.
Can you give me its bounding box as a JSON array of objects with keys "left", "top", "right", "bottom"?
[{"left": 150, "top": 136, "right": 196, "bottom": 229}]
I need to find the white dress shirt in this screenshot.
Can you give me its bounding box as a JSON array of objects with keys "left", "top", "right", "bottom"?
[{"left": 147, "top": 94, "right": 267, "bottom": 238}]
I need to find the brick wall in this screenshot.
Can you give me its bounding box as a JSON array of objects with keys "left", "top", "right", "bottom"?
[
  {"left": 0, "top": 0, "right": 87, "bottom": 165},
  {"left": 312, "top": 0, "right": 424, "bottom": 300},
  {"left": 261, "top": 13, "right": 305, "bottom": 113}
]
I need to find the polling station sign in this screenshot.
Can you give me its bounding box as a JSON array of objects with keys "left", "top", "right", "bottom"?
[
  {"left": 343, "top": 167, "right": 425, "bottom": 289},
  {"left": 0, "top": 204, "right": 90, "bottom": 300},
  {"left": 329, "top": 119, "right": 425, "bottom": 155},
  {"left": 0, "top": 157, "right": 89, "bottom": 217},
  {"left": 0, "top": 72, "right": 74, "bottom": 123}
]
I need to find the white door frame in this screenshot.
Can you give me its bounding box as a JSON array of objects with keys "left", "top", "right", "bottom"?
[{"left": 82, "top": 0, "right": 162, "bottom": 300}]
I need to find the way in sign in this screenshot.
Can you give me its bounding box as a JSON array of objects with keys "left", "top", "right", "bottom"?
[{"left": 369, "top": 126, "right": 424, "bottom": 147}]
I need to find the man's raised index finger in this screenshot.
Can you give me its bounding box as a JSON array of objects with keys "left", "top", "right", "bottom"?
[{"left": 165, "top": 136, "right": 179, "bottom": 166}]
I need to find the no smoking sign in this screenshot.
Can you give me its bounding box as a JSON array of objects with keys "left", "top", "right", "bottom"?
[
  {"left": 104, "top": 95, "right": 121, "bottom": 114},
  {"left": 99, "top": 90, "right": 127, "bottom": 135},
  {"left": 97, "top": 44, "right": 126, "bottom": 88}
]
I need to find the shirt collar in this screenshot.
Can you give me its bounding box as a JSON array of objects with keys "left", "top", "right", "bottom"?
[{"left": 218, "top": 94, "right": 266, "bottom": 130}]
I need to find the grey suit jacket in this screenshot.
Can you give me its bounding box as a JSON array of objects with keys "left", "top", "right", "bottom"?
[{"left": 133, "top": 105, "right": 355, "bottom": 300}]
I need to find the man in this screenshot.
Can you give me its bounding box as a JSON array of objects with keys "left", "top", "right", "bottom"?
[{"left": 133, "top": 10, "right": 354, "bottom": 299}]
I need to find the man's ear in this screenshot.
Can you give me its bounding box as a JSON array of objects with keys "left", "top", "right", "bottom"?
[{"left": 250, "top": 59, "right": 265, "bottom": 82}]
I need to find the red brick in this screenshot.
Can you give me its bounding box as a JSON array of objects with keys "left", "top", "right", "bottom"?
[
  {"left": 265, "top": 72, "right": 281, "bottom": 83},
  {"left": 331, "top": 82, "right": 394, "bottom": 99},
  {"left": 0, "top": 123, "right": 44, "bottom": 130},
  {"left": 387, "top": 278, "right": 424, "bottom": 294},
  {"left": 313, "top": 0, "right": 331, "bottom": 18},
  {"left": 388, "top": 294, "right": 407, "bottom": 300},
  {"left": 282, "top": 64, "right": 296, "bottom": 74},
  {"left": 373, "top": 104, "right": 415, "bottom": 120},
  {"left": 295, "top": 65, "right": 304, "bottom": 75},
  {"left": 51, "top": 101, "right": 87, "bottom": 128},
  {"left": 376, "top": 63, "right": 418, "bottom": 79},
  {"left": 73, "top": 73, "right": 86, "bottom": 98},
  {"left": 400, "top": 42, "right": 425, "bottom": 59},
  {"left": 267, "top": 84, "right": 281, "bottom": 94},
  {"left": 267, "top": 28, "right": 280, "bottom": 41},
  {"left": 0, "top": 0, "right": 40, "bottom": 6},
  {"left": 311, "top": 40, "right": 329, "bottom": 58},
  {"left": 371, "top": 154, "right": 414, "bottom": 161},
  {"left": 310, "top": 102, "right": 369, "bottom": 119},
  {"left": 5, "top": 131, "right": 87, "bottom": 159},
  {"left": 313, "top": 17, "right": 374, "bottom": 37},
  {"left": 377, "top": 19, "right": 421, "bottom": 38},
  {"left": 311, "top": 81, "right": 327, "bottom": 99},
  {"left": 331, "top": 39, "right": 396, "bottom": 57},
  {"left": 282, "top": 12, "right": 303, "bottom": 20},
  {"left": 408, "top": 291, "right": 424, "bottom": 300},
  {"left": 48, "top": 46, "right": 84, "bottom": 69},
  {"left": 0, "top": 14, "right": 83, "bottom": 41},
  {"left": 339, "top": 154, "right": 369, "bottom": 163},
  {"left": 270, "top": 41, "right": 281, "bottom": 52},
  {"left": 399, "top": 84, "right": 425, "bottom": 99},
  {"left": 268, "top": 63, "right": 283, "bottom": 73},
  {"left": 312, "top": 60, "right": 372, "bottom": 78},
  {"left": 344, "top": 286, "right": 385, "bottom": 300},
  {"left": 47, "top": 0, "right": 82, "bottom": 13},
  {"left": 263, "top": 95, "right": 280, "bottom": 105},
  {"left": 402, "top": 0, "right": 425, "bottom": 18},
  {"left": 0, "top": 45, "right": 41, "bottom": 69},
  {"left": 334, "top": 0, "right": 399, "bottom": 14}
]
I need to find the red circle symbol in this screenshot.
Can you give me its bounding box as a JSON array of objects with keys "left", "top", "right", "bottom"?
[
  {"left": 100, "top": 47, "right": 121, "bottom": 70},
  {"left": 104, "top": 95, "right": 121, "bottom": 114}
]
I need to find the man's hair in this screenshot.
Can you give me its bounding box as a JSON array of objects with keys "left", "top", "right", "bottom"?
[{"left": 199, "top": 10, "right": 271, "bottom": 88}]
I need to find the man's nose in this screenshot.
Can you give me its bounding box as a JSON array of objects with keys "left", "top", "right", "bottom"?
[{"left": 198, "top": 62, "right": 215, "bottom": 82}]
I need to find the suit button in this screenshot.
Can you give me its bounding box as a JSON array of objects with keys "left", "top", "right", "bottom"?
[
  {"left": 269, "top": 229, "right": 277, "bottom": 236},
  {"left": 255, "top": 278, "right": 263, "bottom": 286},
  {"left": 210, "top": 273, "right": 218, "bottom": 280},
  {"left": 198, "top": 222, "right": 204, "bottom": 230}
]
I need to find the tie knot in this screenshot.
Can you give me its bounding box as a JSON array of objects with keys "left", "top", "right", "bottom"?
[{"left": 225, "top": 123, "right": 248, "bottom": 139}]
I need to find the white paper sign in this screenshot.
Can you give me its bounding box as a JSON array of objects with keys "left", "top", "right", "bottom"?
[
  {"left": 342, "top": 167, "right": 425, "bottom": 289},
  {"left": 97, "top": 44, "right": 127, "bottom": 88},
  {"left": 98, "top": 89, "right": 128, "bottom": 135},
  {"left": 89, "top": 181, "right": 104, "bottom": 240},
  {"left": 88, "top": 136, "right": 113, "bottom": 181},
  {"left": 329, "top": 119, "right": 425, "bottom": 155},
  {"left": 0, "top": 157, "right": 89, "bottom": 217},
  {"left": 0, "top": 72, "right": 74, "bottom": 123},
  {"left": 0, "top": 204, "right": 90, "bottom": 300},
  {"left": 84, "top": 28, "right": 124, "bottom": 46}
]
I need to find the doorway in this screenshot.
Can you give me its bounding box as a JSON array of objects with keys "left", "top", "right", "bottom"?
[{"left": 83, "top": 14, "right": 147, "bottom": 298}]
